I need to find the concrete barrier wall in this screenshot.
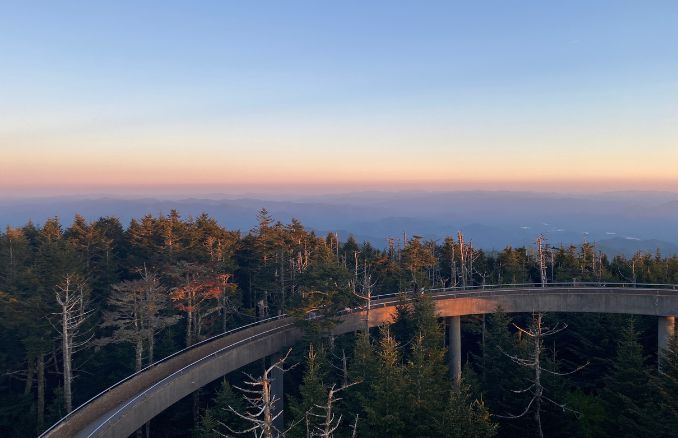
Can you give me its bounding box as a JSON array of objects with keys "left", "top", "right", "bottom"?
[
  {"left": 86, "top": 323, "right": 303, "bottom": 438},
  {"left": 44, "top": 317, "right": 299, "bottom": 438}
]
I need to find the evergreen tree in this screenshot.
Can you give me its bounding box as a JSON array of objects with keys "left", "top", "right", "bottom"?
[
  {"left": 404, "top": 332, "right": 447, "bottom": 436},
  {"left": 364, "top": 325, "right": 407, "bottom": 437},
  {"left": 344, "top": 331, "right": 378, "bottom": 426},
  {"left": 600, "top": 318, "right": 655, "bottom": 437},
  {"left": 651, "top": 331, "right": 678, "bottom": 436},
  {"left": 477, "top": 307, "right": 530, "bottom": 432},
  {"left": 196, "top": 379, "right": 245, "bottom": 438},
  {"left": 288, "top": 344, "right": 328, "bottom": 437},
  {"left": 436, "top": 381, "right": 497, "bottom": 438},
  {"left": 402, "top": 295, "right": 449, "bottom": 435}
]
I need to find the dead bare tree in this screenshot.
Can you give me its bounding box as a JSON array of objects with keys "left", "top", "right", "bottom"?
[
  {"left": 216, "top": 273, "right": 239, "bottom": 332},
  {"left": 53, "top": 274, "right": 92, "bottom": 413},
  {"left": 308, "top": 381, "right": 361, "bottom": 438},
  {"left": 352, "top": 260, "right": 377, "bottom": 333},
  {"left": 497, "top": 313, "right": 587, "bottom": 438},
  {"left": 101, "top": 268, "right": 179, "bottom": 370},
  {"left": 223, "top": 349, "right": 295, "bottom": 438},
  {"left": 458, "top": 232, "right": 467, "bottom": 288},
  {"left": 536, "top": 235, "right": 548, "bottom": 287}
]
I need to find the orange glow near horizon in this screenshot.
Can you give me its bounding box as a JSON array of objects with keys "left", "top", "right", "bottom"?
[
  {"left": 3, "top": 151, "right": 678, "bottom": 196},
  {"left": 3, "top": 174, "right": 678, "bottom": 198},
  {"left": 3, "top": 92, "right": 678, "bottom": 196}
]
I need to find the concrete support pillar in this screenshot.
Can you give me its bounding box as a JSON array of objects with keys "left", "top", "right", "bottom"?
[
  {"left": 658, "top": 315, "right": 676, "bottom": 369},
  {"left": 270, "top": 354, "right": 285, "bottom": 432},
  {"left": 447, "top": 316, "right": 462, "bottom": 384}
]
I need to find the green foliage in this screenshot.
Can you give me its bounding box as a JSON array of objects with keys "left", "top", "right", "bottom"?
[
  {"left": 651, "top": 331, "right": 678, "bottom": 436},
  {"left": 196, "top": 379, "right": 245, "bottom": 437},
  {"left": 364, "top": 325, "right": 408, "bottom": 437},
  {"left": 436, "top": 381, "right": 498, "bottom": 438},
  {"left": 600, "top": 318, "right": 655, "bottom": 437},
  {"left": 288, "top": 345, "right": 328, "bottom": 437},
  {"left": 477, "top": 308, "right": 530, "bottom": 421},
  {"left": 563, "top": 390, "right": 606, "bottom": 438}
]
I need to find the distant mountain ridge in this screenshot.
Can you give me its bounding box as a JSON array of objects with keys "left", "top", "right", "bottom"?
[{"left": 1, "top": 191, "right": 677, "bottom": 256}]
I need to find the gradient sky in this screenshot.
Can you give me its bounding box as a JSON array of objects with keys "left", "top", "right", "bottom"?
[{"left": 1, "top": 1, "right": 677, "bottom": 196}]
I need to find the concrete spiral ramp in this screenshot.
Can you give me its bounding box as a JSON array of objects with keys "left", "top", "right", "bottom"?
[{"left": 41, "top": 284, "right": 678, "bottom": 438}]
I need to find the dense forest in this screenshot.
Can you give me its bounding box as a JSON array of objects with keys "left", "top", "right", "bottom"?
[{"left": 1, "top": 209, "right": 677, "bottom": 437}]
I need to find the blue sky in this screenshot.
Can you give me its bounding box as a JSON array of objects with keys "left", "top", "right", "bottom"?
[{"left": 1, "top": 1, "right": 677, "bottom": 195}]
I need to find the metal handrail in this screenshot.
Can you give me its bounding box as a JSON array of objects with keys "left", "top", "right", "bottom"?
[
  {"left": 369, "top": 282, "right": 678, "bottom": 301},
  {"left": 38, "top": 313, "right": 288, "bottom": 437},
  {"left": 84, "top": 320, "right": 297, "bottom": 438}
]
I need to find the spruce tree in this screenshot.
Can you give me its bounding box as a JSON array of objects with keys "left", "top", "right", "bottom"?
[
  {"left": 404, "top": 333, "right": 448, "bottom": 436},
  {"left": 344, "top": 330, "right": 378, "bottom": 431},
  {"left": 196, "top": 379, "right": 245, "bottom": 437},
  {"left": 403, "top": 295, "right": 448, "bottom": 435},
  {"left": 288, "top": 344, "right": 328, "bottom": 437},
  {"left": 436, "top": 380, "right": 497, "bottom": 438},
  {"left": 600, "top": 318, "right": 655, "bottom": 437},
  {"left": 365, "top": 325, "right": 407, "bottom": 437},
  {"left": 652, "top": 332, "right": 678, "bottom": 436},
  {"left": 478, "top": 307, "right": 530, "bottom": 434}
]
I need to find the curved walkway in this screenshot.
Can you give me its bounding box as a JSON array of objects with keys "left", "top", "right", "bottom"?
[{"left": 41, "top": 283, "right": 678, "bottom": 438}]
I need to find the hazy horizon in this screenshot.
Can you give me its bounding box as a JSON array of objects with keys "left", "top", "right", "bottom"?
[
  {"left": 4, "top": 184, "right": 678, "bottom": 201},
  {"left": 3, "top": 189, "right": 678, "bottom": 258}
]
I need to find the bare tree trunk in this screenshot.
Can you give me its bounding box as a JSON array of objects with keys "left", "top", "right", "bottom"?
[
  {"left": 222, "top": 293, "right": 228, "bottom": 332},
  {"left": 24, "top": 357, "right": 34, "bottom": 395},
  {"left": 342, "top": 349, "right": 349, "bottom": 387},
  {"left": 500, "top": 312, "right": 586, "bottom": 436},
  {"left": 135, "top": 337, "right": 143, "bottom": 372},
  {"left": 55, "top": 274, "right": 90, "bottom": 414},
  {"left": 186, "top": 308, "right": 193, "bottom": 347},
  {"left": 261, "top": 376, "right": 273, "bottom": 438},
  {"left": 315, "top": 382, "right": 360, "bottom": 438},
  {"left": 353, "top": 251, "right": 359, "bottom": 294},
  {"left": 280, "top": 248, "right": 285, "bottom": 313},
  {"left": 147, "top": 333, "right": 154, "bottom": 364},
  {"left": 537, "top": 235, "right": 547, "bottom": 287},
  {"left": 227, "top": 350, "right": 293, "bottom": 437},
  {"left": 37, "top": 354, "right": 45, "bottom": 431},
  {"left": 62, "top": 300, "right": 73, "bottom": 413},
  {"left": 469, "top": 243, "right": 474, "bottom": 286},
  {"left": 458, "top": 232, "right": 466, "bottom": 288},
  {"left": 534, "top": 313, "right": 544, "bottom": 438}
]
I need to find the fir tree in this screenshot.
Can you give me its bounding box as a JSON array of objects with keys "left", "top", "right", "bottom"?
[
  {"left": 651, "top": 331, "right": 678, "bottom": 436},
  {"left": 288, "top": 344, "right": 328, "bottom": 437},
  {"left": 436, "top": 380, "right": 497, "bottom": 438},
  {"left": 196, "top": 379, "right": 245, "bottom": 438},
  {"left": 364, "top": 325, "right": 407, "bottom": 437},
  {"left": 477, "top": 307, "right": 530, "bottom": 434},
  {"left": 600, "top": 318, "right": 655, "bottom": 437}
]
